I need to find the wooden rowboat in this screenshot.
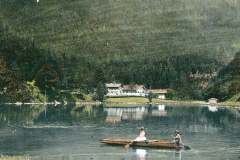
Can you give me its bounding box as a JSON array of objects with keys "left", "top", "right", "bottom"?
[{"left": 100, "top": 138, "right": 190, "bottom": 150}]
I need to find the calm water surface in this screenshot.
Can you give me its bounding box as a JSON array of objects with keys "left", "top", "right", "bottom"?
[{"left": 0, "top": 104, "right": 239, "bottom": 160}]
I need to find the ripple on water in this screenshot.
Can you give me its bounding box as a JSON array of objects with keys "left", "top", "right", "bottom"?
[
  {"left": 0, "top": 105, "right": 240, "bottom": 160},
  {"left": 22, "top": 125, "right": 74, "bottom": 129}
]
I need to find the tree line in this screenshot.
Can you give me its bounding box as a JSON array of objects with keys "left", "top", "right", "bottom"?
[{"left": 1, "top": 22, "right": 238, "bottom": 102}]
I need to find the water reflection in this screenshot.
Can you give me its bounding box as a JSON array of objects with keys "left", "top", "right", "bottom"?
[
  {"left": 174, "top": 151, "right": 182, "bottom": 160},
  {"left": 0, "top": 105, "right": 46, "bottom": 126},
  {"left": 135, "top": 149, "right": 147, "bottom": 160},
  {"left": 104, "top": 106, "right": 148, "bottom": 123},
  {"left": 151, "top": 105, "right": 167, "bottom": 117},
  {"left": 208, "top": 105, "right": 218, "bottom": 112},
  {"left": 0, "top": 104, "right": 239, "bottom": 130},
  {"left": 126, "top": 149, "right": 183, "bottom": 160},
  {"left": 0, "top": 156, "right": 31, "bottom": 160},
  {"left": 0, "top": 104, "right": 239, "bottom": 160},
  {"left": 104, "top": 105, "right": 167, "bottom": 123}
]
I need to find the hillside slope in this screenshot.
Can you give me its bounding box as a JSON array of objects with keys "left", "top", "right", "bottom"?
[
  {"left": 0, "top": 0, "right": 240, "bottom": 100},
  {"left": 0, "top": 0, "right": 240, "bottom": 62},
  {"left": 208, "top": 52, "right": 240, "bottom": 101}
]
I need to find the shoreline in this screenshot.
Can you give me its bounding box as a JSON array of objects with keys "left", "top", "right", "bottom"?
[
  {"left": 1, "top": 99, "right": 239, "bottom": 109},
  {"left": 104, "top": 97, "right": 240, "bottom": 109},
  {"left": 104, "top": 100, "right": 208, "bottom": 107}
]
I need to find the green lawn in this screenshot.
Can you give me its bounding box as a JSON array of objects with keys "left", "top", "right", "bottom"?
[
  {"left": 106, "top": 97, "right": 206, "bottom": 105},
  {"left": 220, "top": 101, "right": 240, "bottom": 107},
  {"left": 152, "top": 99, "right": 207, "bottom": 105},
  {"left": 106, "top": 97, "right": 211, "bottom": 107},
  {"left": 228, "top": 93, "right": 240, "bottom": 102},
  {"left": 106, "top": 97, "right": 149, "bottom": 104}
]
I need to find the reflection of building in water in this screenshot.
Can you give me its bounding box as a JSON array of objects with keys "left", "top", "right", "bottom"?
[
  {"left": 105, "top": 116, "right": 121, "bottom": 124},
  {"left": 104, "top": 106, "right": 167, "bottom": 123},
  {"left": 188, "top": 124, "right": 219, "bottom": 133},
  {"left": 122, "top": 107, "right": 147, "bottom": 121},
  {"left": 158, "top": 105, "right": 165, "bottom": 110},
  {"left": 104, "top": 107, "right": 147, "bottom": 123},
  {"left": 208, "top": 105, "right": 218, "bottom": 112},
  {"left": 105, "top": 108, "right": 123, "bottom": 124},
  {"left": 151, "top": 105, "right": 167, "bottom": 117}
]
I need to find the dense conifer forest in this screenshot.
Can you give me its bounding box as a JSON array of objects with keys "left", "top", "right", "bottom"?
[{"left": 0, "top": 0, "right": 239, "bottom": 102}]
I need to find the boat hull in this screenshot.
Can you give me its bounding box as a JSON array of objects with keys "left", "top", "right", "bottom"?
[{"left": 100, "top": 138, "right": 190, "bottom": 150}]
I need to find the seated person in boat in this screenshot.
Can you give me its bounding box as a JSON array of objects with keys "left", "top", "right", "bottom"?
[
  {"left": 134, "top": 127, "right": 147, "bottom": 142},
  {"left": 174, "top": 130, "right": 183, "bottom": 146}
]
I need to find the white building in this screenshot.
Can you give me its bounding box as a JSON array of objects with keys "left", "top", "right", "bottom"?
[
  {"left": 106, "top": 83, "right": 123, "bottom": 97},
  {"left": 122, "top": 84, "right": 146, "bottom": 97},
  {"left": 106, "top": 83, "right": 147, "bottom": 97},
  {"left": 106, "top": 83, "right": 168, "bottom": 98},
  {"left": 147, "top": 89, "right": 168, "bottom": 99},
  {"left": 208, "top": 98, "right": 218, "bottom": 105}
]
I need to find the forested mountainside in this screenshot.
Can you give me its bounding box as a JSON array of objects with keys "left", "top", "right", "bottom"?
[
  {"left": 0, "top": 0, "right": 240, "bottom": 102},
  {"left": 208, "top": 52, "right": 240, "bottom": 102},
  {"left": 0, "top": 0, "right": 239, "bottom": 61}
]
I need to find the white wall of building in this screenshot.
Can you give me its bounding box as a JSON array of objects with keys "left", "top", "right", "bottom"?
[
  {"left": 106, "top": 86, "right": 147, "bottom": 97},
  {"left": 157, "top": 94, "right": 166, "bottom": 99},
  {"left": 106, "top": 83, "right": 167, "bottom": 98}
]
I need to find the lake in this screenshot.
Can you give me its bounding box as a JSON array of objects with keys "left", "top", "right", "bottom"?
[{"left": 0, "top": 104, "right": 239, "bottom": 160}]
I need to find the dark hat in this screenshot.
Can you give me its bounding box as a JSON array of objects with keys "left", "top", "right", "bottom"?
[{"left": 140, "top": 126, "right": 145, "bottom": 130}]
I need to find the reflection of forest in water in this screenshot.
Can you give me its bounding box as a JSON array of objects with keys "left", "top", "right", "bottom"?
[
  {"left": 0, "top": 105, "right": 45, "bottom": 126},
  {"left": 0, "top": 105, "right": 107, "bottom": 127},
  {"left": 104, "top": 105, "right": 240, "bottom": 134},
  {"left": 0, "top": 105, "right": 239, "bottom": 160},
  {"left": 0, "top": 105, "right": 239, "bottom": 130}
]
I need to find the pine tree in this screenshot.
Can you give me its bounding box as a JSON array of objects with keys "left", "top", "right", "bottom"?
[{"left": 96, "top": 82, "right": 107, "bottom": 102}]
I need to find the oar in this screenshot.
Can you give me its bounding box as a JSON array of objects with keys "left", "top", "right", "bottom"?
[
  {"left": 183, "top": 145, "right": 191, "bottom": 150},
  {"left": 124, "top": 140, "right": 134, "bottom": 149}
]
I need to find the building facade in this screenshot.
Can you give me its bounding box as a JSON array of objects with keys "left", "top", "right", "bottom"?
[
  {"left": 105, "top": 83, "right": 122, "bottom": 97},
  {"left": 208, "top": 98, "right": 218, "bottom": 105},
  {"left": 106, "top": 83, "right": 167, "bottom": 99},
  {"left": 106, "top": 83, "right": 147, "bottom": 97},
  {"left": 148, "top": 89, "right": 168, "bottom": 99}
]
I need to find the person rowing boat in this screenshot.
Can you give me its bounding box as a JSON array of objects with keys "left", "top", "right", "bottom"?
[
  {"left": 134, "top": 127, "right": 147, "bottom": 142},
  {"left": 173, "top": 130, "right": 191, "bottom": 150},
  {"left": 125, "top": 126, "right": 147, "bottom": 149},
  {"left": 173, "top": 130, "right": 183, "bottom": 147},
  {"left": 101, "top": 138, "right": 191, "bottom": 150}
]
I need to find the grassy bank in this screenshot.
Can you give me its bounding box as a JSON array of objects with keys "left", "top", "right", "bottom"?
[
  {"left": 152, "top": 99, "right": 208, "bottom": 106},
  {"left": 105, "top": 97, "right": 240, "bottom": 108},
  {"left": 3, "top": 97, "right": 239, "bottom": 108},
  {"left": 105, "top": 97, "right": 207, "bottom": 106},
  {"left": 106, "top": 97, "right": 149, "bottom": 104},
  {"left": 219, "top": 101, "right": 240, "bottom": 108}
]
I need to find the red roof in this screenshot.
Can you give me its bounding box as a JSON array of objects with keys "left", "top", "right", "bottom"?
[
  {"left": 148, "top": 89, "right": 168, "bottom": 94},
  {"left": 106, "top": 83, "right": 122, "bottom": 88},
  {"left": 122, "top": 84, "right": 145, "bottom": 90}
]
